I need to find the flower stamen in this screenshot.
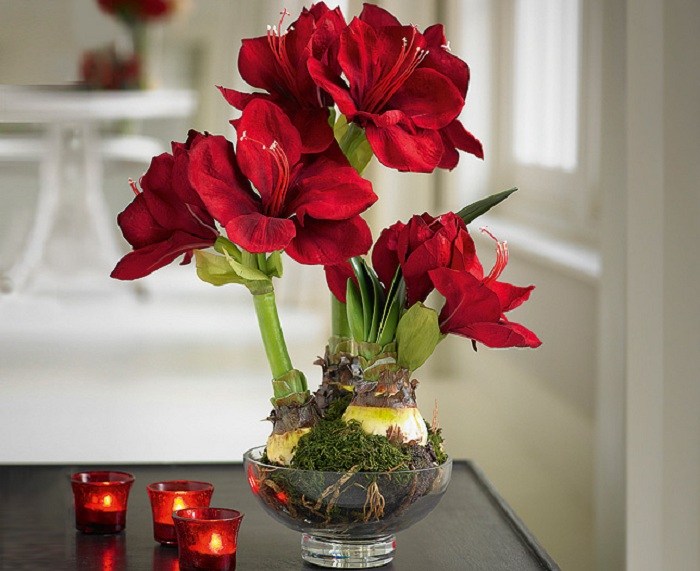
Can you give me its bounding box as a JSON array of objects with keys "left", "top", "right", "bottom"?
[
  {"left": 480, "top": 227, "right": 509, "bottom": 284},
  {"left": 128, "top": 178, "right": 141, "bottom": 196},
  {"left": 266, "top": 8, "right": 299, "bottom": 99},
  {"left": 362, "top": 28, "right": 429, "bottom": 114},
  {"left": 239, "top": 133, "right": 290, "bottom": 218}
]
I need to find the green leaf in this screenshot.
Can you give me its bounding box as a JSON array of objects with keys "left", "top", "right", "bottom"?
[
  {"left": 396, "top": 303, "right": 442, "bottom": 372},
  {"left": 336, "top": 117, "right": 372, "bottom": 174},
  {"left": 266, "top": 251, "right": 284, "bottom": 278},
  {"left": 345, "top": 279, "right": 365, "bottom": 342},
  {"left": 224, "top": 250, "right": 270, "bottom": 282},
  {"left": 350, "top": 258, "right": 373, "bottom": 341},
  {"left": 457, "top": 188, "right": 517, "bottom": 225},
  {"left": 377, "top": 280, "right": 405, "bottom": 346},
  {"left": 368, "top": 274, "right": 384, "bottom": 342},
  {"left": 214, "top": 236, "right": 242, "bottom": 262},
  {"left": 333, "top": 111, "right": 348, "bottom": 140},
  {"left": 195, "top": 250, "right": 246, "bottom": 287}
]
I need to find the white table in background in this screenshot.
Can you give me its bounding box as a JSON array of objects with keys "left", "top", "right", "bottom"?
[{"left": 0, "top": 86, "right": 196, "bottom": 295}]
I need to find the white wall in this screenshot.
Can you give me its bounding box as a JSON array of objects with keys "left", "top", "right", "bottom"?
[{"left": 598, "top": 0, "right": 700, "bottom": 569}]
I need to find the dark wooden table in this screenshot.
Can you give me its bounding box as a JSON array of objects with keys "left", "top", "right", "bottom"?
[{"left": 0, "top": 462, "right": 558, "bottom": 570}]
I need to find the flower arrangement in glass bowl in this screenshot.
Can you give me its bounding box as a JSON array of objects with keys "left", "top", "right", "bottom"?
[{"left": 111, "top": 3, "right": 541, "bottom": 567}]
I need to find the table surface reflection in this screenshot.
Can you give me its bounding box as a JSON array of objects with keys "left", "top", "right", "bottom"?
[{"left": 0, "top": 462, "right": 558, "bottom": 570}]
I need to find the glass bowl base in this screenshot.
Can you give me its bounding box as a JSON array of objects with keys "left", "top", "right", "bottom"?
[{"left": 301, "top": 533, "right": 396, "bottom": 568}]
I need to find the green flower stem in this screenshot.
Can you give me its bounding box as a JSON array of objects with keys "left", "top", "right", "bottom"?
[
  {"left": 331, "top": 294, "right": 351, "bottom": 338},
  {"left": 238, "top": 249, "right": 307, "bottom": 400},
  {"left": 253, "top": 291, "right": 295, "bottom": 385}
]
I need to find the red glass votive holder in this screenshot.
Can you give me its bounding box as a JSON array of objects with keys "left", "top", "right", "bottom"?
[
  {"left": 71, "top": 471, "right": 135, "bottom": 534},
  {"left": 147, "top": 480, "right": 215, "bottom": 545},
  {"left": 173, "top": 508, "right": 244, "bottom": 570}
]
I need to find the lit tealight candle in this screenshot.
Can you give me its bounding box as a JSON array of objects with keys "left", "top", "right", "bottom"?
[
  {"left": 71, "top": 471, "right": 135, "bottom": 534},
  {"left": 147, "top": 481, "right": 214, "bottom": 546},
  {"left": 173, "top": 507, "right": 244, "bottom": 570}
]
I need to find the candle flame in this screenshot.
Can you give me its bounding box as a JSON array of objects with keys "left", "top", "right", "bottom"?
[
  {"left": 172, "top": 496, "right": 186, "bottom": 512},
  {"left": 102, "top": 494, "right": 113, "bottom": 508},
  {"left": 209, "top": 533, "right": 223, "bottom": 553}
]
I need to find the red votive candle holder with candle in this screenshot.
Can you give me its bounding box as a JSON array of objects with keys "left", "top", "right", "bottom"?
[
  {"left": 173, "top": 507, "right": 244, "bottom": 570},
  {"left": 71, "top": 471, "right": 135, "bottom": 534},
  {"left": 147, "top": 480, "right": 215, "bottom": 545}
]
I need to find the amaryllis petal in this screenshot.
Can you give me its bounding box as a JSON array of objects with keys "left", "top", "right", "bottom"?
[
  {"left": 402, "top": 234, "right": 454, "bottom": 305},
  {"left": 489, "top": 281, "right": 535, "bottom": 312},
  {"left": 429, "top": 263, "right": 540, "bottom": 349},
  {"left": 225, "top": 212, "right": 296, "bottom": 254},
  {"left": 358, "top": 3, "right": 401, "bottom": 28},
  {"left": 448, "top": 229, "right": 482, "bottom": 275},
  {"left": 142, "top": 148, "right": 212, "bottom": 238},
  {"left": 430, "top": 268, "right": 503, "bottom": 328},
  {"left": 286, "top": 216, "right": 372, "bottom": 265},
  {"left": 389, "top": 67, "right": 463, "bottom": 130},
  {"left": 288, "top": 157, "right": 376, "bottom": 222},
  {"left": 307, "top": 58, "right": 359, "bottom": 119},
  {"left": 116, "top": 192, "right": 168, "bottom": 250},
  {"left": 365, "top": 121, "right": 443, "bottom": 173},
  {"left": 337, "top": 18, "right": 380, "bottom": 105},
  {"left": 235, "top": 100, "right": 302, "bottom": 205},
  {"left": 309, "top": 5, "right": 347, "bottom": 67},
  {"left": 187, "top": 133, "right": 260, "bottom": 225},
  {"left": 450, "top": 321, "right": 542, "bottom": 349},
  {"left": 237, "top": 36, "right": 289, "bottom": 95},
  {"left": 217, "top": 85, "right": 267, "bottom": 111},
  {"left": 111, "top": 231, "right": 215, "bottom": 280},
  {"left": 371, "top": 221, "right": 403, "bottom": 289},
  {"left": 288, "top": 106, "right": 335, "bottom": 154},
  {"left": 422, "top": 24, "right": 469, "bottom": 96},
  {"left": 324, "top": 261, "right": 356, "bottom": 302},
  {"left": 437, "top": 139, "right": 460, "bottom": 171},
  {"left": 440, "top": 119, "right": 484, "bottom": 165}
]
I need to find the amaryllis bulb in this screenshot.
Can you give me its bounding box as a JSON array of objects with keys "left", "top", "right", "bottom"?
[{"left": 342, "top": 404, "right": 428, "bottom": 446}]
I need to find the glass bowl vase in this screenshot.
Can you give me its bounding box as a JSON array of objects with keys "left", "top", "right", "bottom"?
[{"left": 243, "top": 446, "right": 452, "bottom": 569}]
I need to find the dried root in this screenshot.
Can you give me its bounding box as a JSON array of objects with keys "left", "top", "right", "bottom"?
[{"left": 362, "top": 481, "right": 386, "bottom": 522}]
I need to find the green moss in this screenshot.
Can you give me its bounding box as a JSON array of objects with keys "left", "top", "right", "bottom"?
[
  {"left": 291, "top": 419, "right": 411, "bottom": 472},
  {"left": 323, "top": 393, "right": 353, "bottom": 421},
  {"left": 425, "top": 422, "right": 448, "bottom": 465}
]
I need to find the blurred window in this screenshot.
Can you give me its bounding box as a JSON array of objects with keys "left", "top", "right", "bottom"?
[
  {"left": 494, "top": 0, "right": 599, "bottom": 242},
  {"left": 513, "top": 0, "right": 580, "bottom": 171}
]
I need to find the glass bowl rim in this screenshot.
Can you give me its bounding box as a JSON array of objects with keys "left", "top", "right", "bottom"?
[{"left": 243, "top": 445, "right": 452, "bottom": 476}]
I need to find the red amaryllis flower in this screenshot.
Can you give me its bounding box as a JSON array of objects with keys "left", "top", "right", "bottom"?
[
  {"left": 372, "top": 212, "right": 475, "bottom": 306},
  {"left": 428, "top": 232, "right": 541, "bottom": 349},
  {"left": 111, "top": 131, "right": 219, "bottom": 280},
  {"left": 188, "top": 99, "right": 376, "bottom": 265},
  {"left": 98, "top": 0, "right": 176, "bottom": 21},
  {"left": 219, "top": 4, "right": 346, "bottom": 154},
  {"left": 307, "top": 4, "right": 482, "bottom": 172},
  {"left": 324, "top": 261, "right": 356, "bottom": 302}
]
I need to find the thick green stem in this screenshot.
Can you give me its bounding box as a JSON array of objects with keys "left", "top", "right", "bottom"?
[
  {"left": 253, "top": 291, "right": 293, "bottom": 380},
  {"left": 331, "top": 294, "right": 351, "bottom": 338}
]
